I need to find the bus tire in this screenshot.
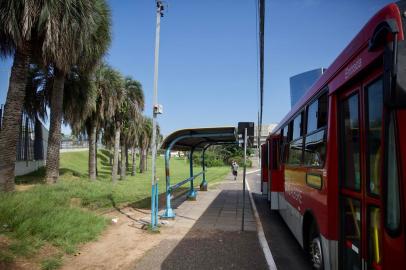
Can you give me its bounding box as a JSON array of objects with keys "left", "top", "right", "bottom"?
[{"left": 308, "top": 222, "right": 324, "bottom": 270}]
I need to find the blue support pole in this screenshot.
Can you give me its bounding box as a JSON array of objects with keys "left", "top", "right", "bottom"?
[
  {"left": 151, "top": 183, "right": 156, "bottom": 227},
  {"left": 155, "top": 183, "right": 159, "bottom": 223},
  {"left": 187, "top": 147, "right": 197, "bottom": 200},
  {"left": 200, "top": 144, "right": 210, "bottom": 191},
  {"left": 161, "top": 148, "right": 175, "bottom": 218}
]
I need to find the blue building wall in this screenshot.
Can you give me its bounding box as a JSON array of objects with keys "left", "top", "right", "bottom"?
[{"left": 290, "top": 68, "right": 325, "bottom": 108}]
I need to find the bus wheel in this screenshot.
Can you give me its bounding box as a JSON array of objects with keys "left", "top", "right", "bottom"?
[{"left": 309, "top": 224, "right": 324, "bottom": 270}]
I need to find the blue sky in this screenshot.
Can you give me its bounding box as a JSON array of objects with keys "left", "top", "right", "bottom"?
[{"left": 0, "top": 0, "right": 393, "bottom": 136}]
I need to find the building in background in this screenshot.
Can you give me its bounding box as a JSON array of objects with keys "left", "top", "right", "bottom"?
[
  {"left": 254, "top": 124, "right": 277, "bottom": 148},
  {"left": 290, "top": 68, "right": 325, "bottom": 108},
  {"left": 0, "top": 107, "right": 48, "bottom": 176}
]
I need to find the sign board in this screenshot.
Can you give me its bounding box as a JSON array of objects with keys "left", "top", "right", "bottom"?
[{"left": 237, "top": 122, "right": 254, "bottom": 147}]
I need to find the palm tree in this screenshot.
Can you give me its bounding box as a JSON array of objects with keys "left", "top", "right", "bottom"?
[
  {"left": 117, "top": 77, "right": 144, "bottom": 180},
  {"left": 0, "top": 1, "right": 44, "bottom": 191},
  {"left": 44, "top": 0, "right": 111, "bottom": 184},
  {"left": 62, "top": 68, "right": 98, "bottom": 180},
  {"left": 138, "top": 117, "right": 153, "bottom": 173},
  {"left": 120, "top": 77, "right": 144, "bottom": 179},
  {"left": 0, "top": 0, "right": 111, "bottom": 190},
  {"left": 24, "top": 64, "right": 100, "bottom": 181},
  {"left": 86, "top": 63, "right": 124, "bottom": 181}
]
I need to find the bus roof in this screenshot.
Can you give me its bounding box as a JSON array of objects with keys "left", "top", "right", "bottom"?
[{"left": 271, "top": 2, "right": 404, "bottom": 135}]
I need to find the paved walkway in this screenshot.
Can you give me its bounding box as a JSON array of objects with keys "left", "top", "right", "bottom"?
[{"left": 133, "top": 174, "right": 268, "bottom": 270}]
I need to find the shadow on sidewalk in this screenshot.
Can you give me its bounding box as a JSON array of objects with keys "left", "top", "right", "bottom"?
[{"left": 136, "top": 187, "right": 268, "bottom": 270}]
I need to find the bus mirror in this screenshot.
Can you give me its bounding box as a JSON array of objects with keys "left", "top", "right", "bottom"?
[
  {"left": 384, "top": 39, "right": 406, "bottom": 108},
  {"left": 391, "top": 39, "right": 406, "bottom": 107},
  {"left": 368, "top": 19, "right": 406, "bottom": 108}
]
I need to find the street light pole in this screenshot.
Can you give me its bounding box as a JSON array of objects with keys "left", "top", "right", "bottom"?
[{"left": 150, "top": 0, "right": 164, "bottom": 230}]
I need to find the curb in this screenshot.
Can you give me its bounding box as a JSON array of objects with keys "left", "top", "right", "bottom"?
[{"left": 246, "top": 178, "right": 277, "bottom": 270}]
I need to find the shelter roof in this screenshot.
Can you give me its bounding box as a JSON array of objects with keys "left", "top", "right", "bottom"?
[{"left": 161, "top": 126, "right": 237, "bottom": 151}]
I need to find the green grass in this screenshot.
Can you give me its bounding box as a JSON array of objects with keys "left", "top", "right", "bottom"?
[
  {"left": 1, "top": 149, "right": 230, "bottom": 268},
  {"left": 41, "top": 254, "right": 63, "bottom": 270}
]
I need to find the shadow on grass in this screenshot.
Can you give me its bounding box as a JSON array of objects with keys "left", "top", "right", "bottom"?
[
  {"left": 15, "top": 167, "right": 85, "bottom": 184},
  {"left": 98, "top": 149, "right": 112, "bottom": 167}
]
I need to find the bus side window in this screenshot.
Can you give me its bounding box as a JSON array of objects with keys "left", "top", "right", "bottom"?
[
  {"left": 280, "top": 128, "right": 285, "bottom": 164},
  {"left": 292, "top": 113, "right": 303, "bottom": 140},
  {"left": 304, "top": 92, "right": 328, "bottom": 167},
  {"left": 272, "top": 139, "right": 279, "bottom": 169}
]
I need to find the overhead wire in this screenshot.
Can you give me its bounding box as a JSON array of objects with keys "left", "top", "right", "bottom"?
[{"left": 257, "top": 0, "right": 265, "bottom": 160}]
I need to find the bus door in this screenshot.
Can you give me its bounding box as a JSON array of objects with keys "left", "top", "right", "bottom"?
[
  {"left": 261, "top": 143, "right": 269, "bottom": 195},
  {"left": 338, "top": 72, "right": 385, "bottom": 270},
  {"left": 269, "top": 135, "right": 284, "bottom": 209}
]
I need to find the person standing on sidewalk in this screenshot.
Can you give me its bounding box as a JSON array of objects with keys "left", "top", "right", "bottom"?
[{"left": 231, "top": 161, "right": 239, "bottom": 180}]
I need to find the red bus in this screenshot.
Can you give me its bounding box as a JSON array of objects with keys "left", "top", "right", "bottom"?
[{"left": 262, "top": 2, "right": 406, "bottom": 269}]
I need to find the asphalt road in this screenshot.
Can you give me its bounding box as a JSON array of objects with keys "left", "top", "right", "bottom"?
[{"left": 246, "top": 171, "right": 313, "bottom": 270}]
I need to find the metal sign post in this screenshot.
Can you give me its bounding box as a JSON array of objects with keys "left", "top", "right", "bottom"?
[
  {"left": 150, "top": 0, "right": 164, "bottom": 230},
  {"left": 241, "top": 127, "right": 247, "bottom": 231}
]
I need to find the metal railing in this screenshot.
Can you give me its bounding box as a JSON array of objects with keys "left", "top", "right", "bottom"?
[{"left": 60, "top": 140, "right": 89, "bottom": 149}]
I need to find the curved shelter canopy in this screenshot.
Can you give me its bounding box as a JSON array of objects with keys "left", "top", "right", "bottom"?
[
  {"left": 160, "top": 126, "right": 238, "bottom": 219},
  {"left": 161, "top": 126, "right": 238, "bottom": 151}
]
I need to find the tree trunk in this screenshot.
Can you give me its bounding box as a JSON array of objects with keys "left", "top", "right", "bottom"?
[
  {"left": 139, "top": 147, "right": 144, "bottom": 173},
  {"left": 88, "top": 124, "right": 97, "bottom": 181},
  {"left": 125, "top": 144, "right": 129, "bottom": 169},
  {"left": 142, "top": 148, "right": 147, "bottom": 172},
  {"left": 0, "top": 46, "right": 30, "bottom": 192},
  {"left": 145, "top": 147, "right": 148, "bottom": 171},
  {"left": 120, "top": 144, "right": 126, "bottom": 180},
  {"left": 131, "top": 147, "right": 136, "bottom": 176},
  {"left": 95, "top": 134, "right": 98, "bottom": 177},
  {"left": 111, "top": 127, "right": 120, "bottom": 183},
  {"left": 109, "top": 147, "right": 112, "bottom": 166},
  {"left": 34, "top": 117, "right": 44, "bottom": 160},
  {"left": 45, "top": 70, "right": 65, "bottom": 184}
]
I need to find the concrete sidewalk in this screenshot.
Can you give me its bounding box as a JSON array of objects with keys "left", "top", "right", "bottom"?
[{"left": 133, "top": 174, "right": 268, "bottom": 270}]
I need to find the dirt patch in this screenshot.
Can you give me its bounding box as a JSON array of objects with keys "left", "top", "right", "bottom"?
[
  {"left": 60, "top": 188, "right": 192, "bottom": 270},
  {"left": 60, "top": 207, "right": 164, "bottom": 270},
  {"left": 15, "top": 184, "right": 36, "bottom": 192},
  {"left": 0, "top": 236, "right": 60, "bottom": 270}
]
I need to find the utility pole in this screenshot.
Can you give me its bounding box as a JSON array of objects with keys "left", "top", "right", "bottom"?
[{"left": 150, "top": 0, "right": 164, "bottom": 230}]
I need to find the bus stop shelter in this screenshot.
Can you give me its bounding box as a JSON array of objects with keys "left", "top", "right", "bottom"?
[{"left": 160, "top": 127, "right": 238, "bottom": 219}]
